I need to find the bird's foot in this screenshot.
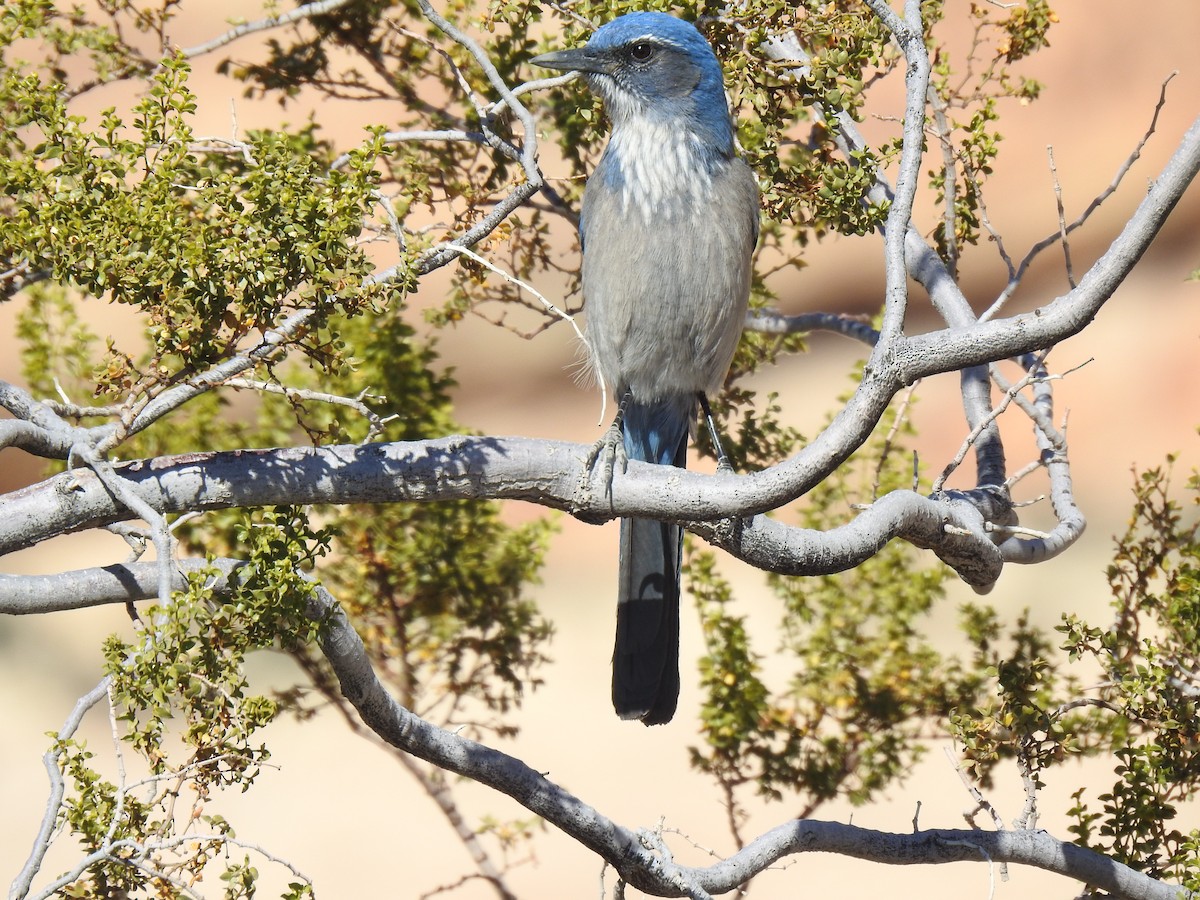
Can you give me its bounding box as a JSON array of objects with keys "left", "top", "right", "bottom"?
[
  {"left": 574, "top": 390, "right": 632, "bottom": 516},
  {"left": 579, "top": 420, "right": 628, "bottom": 506}
]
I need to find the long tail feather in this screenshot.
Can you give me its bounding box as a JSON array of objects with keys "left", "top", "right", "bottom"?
[{"left": 612, "top": 397, "right": 690, "bottom": 725}]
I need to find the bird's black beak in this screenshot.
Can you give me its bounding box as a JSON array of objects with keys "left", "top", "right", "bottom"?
[{"left": 530, "top": 47, "right": 615, "bottom": 76}]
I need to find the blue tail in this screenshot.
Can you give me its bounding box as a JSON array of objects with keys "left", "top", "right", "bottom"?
[{"left": 613, "top": 396, "right": 691, "bottom": 725}]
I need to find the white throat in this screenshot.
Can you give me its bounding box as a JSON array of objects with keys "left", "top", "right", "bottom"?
[{"left": 606, "top": 118, "right": 714, "bottom": 224}]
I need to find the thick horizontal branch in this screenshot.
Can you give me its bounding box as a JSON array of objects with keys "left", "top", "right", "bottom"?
[
  {"left": 689, "top": 488, "right": 1005, "bottom": 587},
  {"left": 0, "top": 439, "right": 579, "bottom": 557},
  {"left": 0, "top": 439, "right": 1009, "bottom": 588},
  {"left": 1, "top": 561, "right": 1184, "bottom": 900}
]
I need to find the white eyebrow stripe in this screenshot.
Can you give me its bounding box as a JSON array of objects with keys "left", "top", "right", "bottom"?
[{"left": 620, "top": 33, "right": 682, "bottom": 49}]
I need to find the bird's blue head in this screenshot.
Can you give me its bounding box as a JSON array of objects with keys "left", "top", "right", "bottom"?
[{"left": 532, "top": 12, "right": 735, "bottom": 153}]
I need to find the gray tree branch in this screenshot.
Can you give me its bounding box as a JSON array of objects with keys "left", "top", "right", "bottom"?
[
  {"left": 5, "top": 12, "right": 1195, "bottom": 598},
  {"left": 8, "top": 679, "right": 111, "bottom": 900},
  {"left": 0, "top": 438, "right": 1002, "bottom": 590},
  {"left": 3, "top": 93, "right": 1199, "bottom": 592},
  {"left": 745, "top": 110, "right": 1200, "bottom": 516},
  {"left": 9, "top": 4, "right": 1196, "bottom": 898},
  {"left": 0, "top": 561, "right": 1185, "bottom": 900}
]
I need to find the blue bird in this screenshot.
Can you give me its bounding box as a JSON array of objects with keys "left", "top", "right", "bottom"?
[{"left": 533, "top": 12, "right": 759, "bottom": 725}]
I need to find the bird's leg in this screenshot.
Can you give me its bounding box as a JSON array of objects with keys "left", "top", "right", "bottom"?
[
  {"left": 583, "top": 388, "right": 632, "bottom": 501},
  {"left": 697, "top": 393, "right": 733, "bottom": 474},
  {"left": 697, "top": 391, "right": 743, "bottom": 558}
]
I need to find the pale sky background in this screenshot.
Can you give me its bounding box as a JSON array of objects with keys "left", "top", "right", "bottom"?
[{"left": 2, "top": 2, "right": 1200, "bottom": 898}]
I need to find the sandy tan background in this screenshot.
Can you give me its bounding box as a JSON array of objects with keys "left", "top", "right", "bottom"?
[{"left": 2, "top": 1, "right": 1200, "bottom": 897}]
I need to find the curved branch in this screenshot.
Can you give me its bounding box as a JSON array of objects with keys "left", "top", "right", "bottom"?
[
  {"left": 993, "top": 357, "right": 1086, "bottom": 563},
  {"left": 1, "top": 561, "right": 1185, "bottom": 900},
  {"left": 750, "top": 111, "right": 1200, "bottom": 514},
  {"left": 688, "top": 820, "right": 1184, "bottom": 900}
]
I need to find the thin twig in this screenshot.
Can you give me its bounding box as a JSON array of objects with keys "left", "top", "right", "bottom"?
[
  {"left": 178, "top": 0, "right": 357, "bottom": 59},
  {"left": 982, "top": 72, "right": 1178, "bottom": 320},
  {"left": 1047, "top": 145, "right": 1076, "bottom": 288},
  {"left": 225, "top": 378, "right": 393, "bottom": 441},
  {"left": 745, "top": 311, "right": 880, "bottom": 346},
  {"left": 439, "top": 245, "right": 586, "bottom": 347},
  {"left": 874, "top": 381, "right": 920, "bottom": 499},
  {"left": 9, "top": 679, "right": 112, "bottom": 900},
  {"left": 933, "top": 358, "right": 1045, "bottom": 493}
]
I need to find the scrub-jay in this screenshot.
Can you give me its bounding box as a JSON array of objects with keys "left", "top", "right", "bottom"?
[{"left": 533, "top": 12, "right": 759, "bottom": 725}]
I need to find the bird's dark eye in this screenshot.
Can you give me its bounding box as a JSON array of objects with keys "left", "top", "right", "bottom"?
[{"left": 627, "top": 41, "right": 656, "bottom": 62}]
